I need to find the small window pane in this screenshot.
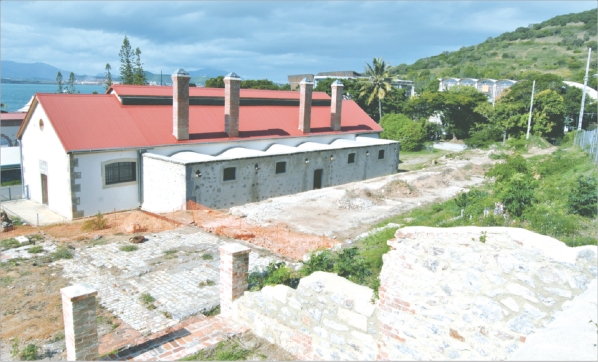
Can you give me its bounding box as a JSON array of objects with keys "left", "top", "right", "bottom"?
[
  {"left": 378, "top": 150, "right": 385, "bottom": 159},
  {"left": 105, "top": 162, "right": 136, "bottom": 185},
  {"left": 276, "top": 161, "right": 286, "bottom": 174},
  {"left": 348, "top": 153, "right": 356, "bottom": 164},
  {"left": 223, "top": 167, "right": 236, "bottom": 181}
]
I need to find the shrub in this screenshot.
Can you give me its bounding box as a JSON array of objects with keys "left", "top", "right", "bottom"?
[
  {"left": 334, "top": 247, "right": 371, "bottom": 284},
  {"left": 499, "top": 173, "right": 537, "bottom": 217},
  {"left": 567, "top": 175, "right": 597, "bottom": 217},
  {"left": 201, "top": 253, "right": 213, "bottom": 260},
  {"left": 51, "top": 247, "right": 73, "bottom": 260},
  {"left": 465, "top": 127, "right": 503, "bottom": 149},
  {"left": 380, "top": 114, "right": 426, "bottom": 151},
  {"left": 506, "top": 137, "right": 527, "bottom": 151},
  {"left": 247, "top": 261, "right": 299, "bottom": 291},
  {"left": 486, "top": 154, "right": 531, "bottom": 183},
  {"left": 301, "top": 249, "right": 335, "bottom": 276},
  {"left": 81, "top": 212, "right": 107, "bottom": 232},
  {"left": 119, "top": 245, "right": 138, "bottom": 252}
]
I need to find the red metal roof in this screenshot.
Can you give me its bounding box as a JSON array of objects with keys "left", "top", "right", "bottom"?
[
  {"left": 1, "top": 112, "right": 27, "bottom": 121},
  {"left": 27, "top": 88, "right": 381, "bottom": 152},
  {"left": 110, "top": 84, "right": 331, "bottom": 100}
]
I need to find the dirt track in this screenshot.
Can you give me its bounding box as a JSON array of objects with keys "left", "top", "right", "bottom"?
[{"left": 229, "top": 148, "right": 552, "bottom": 241}]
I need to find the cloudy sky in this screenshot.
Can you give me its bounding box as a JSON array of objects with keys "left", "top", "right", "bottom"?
[{"left": 1, "top": 1, "right": 596, "bottom": 82}]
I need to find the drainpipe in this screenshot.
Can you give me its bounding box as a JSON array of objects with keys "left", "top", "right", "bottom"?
[{"left": 137, "top": 149, "right": 146, "bottom": 205}]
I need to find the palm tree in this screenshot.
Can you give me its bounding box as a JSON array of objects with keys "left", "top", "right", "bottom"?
[{"left": 360, "top": 58, "right": 396, "bottom": 121}]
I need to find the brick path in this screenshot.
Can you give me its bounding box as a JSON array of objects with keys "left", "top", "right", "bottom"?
[{"left": 100, "top": 314, "right": 249, "bottom": 361}]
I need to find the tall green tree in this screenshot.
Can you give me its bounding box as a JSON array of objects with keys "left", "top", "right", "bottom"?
[
  {"left": 56, "top": 71, "right": 64, "bottom": 93},
  {"left": 66, "top": 72, "right": 79, "bottom": 94},
  {"left": 133, "top": 47, "right": 147, "bottom": 85},
  {"left": 360, "top": 58, "right": 396, "bottom": 121},
  {"left": 119, "top": 36, "right": 134, "bottom": 84},
  {"left": 104, "top": 63, "right": 113, "bottom": 90}
]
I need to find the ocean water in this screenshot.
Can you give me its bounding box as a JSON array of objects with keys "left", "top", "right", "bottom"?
[{"left": 1, "top": 83, "right": 106, "bottom": 112}]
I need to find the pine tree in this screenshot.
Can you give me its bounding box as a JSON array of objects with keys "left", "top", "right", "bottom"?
[
  {"left": 56, "top": 71, "right": 64, "bottom": 93},
  {"left": 104, "top": 63, "right": 113, "bottom": 90},
  {"left": 119, "top": 36, "right": 134, "bottom": 84},
  {"left": 66, "top": 72, "right": 78, "bottom": 94},
  {"left": 133, "top": 47, "right": 147, "bottom": 85}
]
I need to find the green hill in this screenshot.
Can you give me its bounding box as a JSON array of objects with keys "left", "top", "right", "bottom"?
[{"left": 392, "top": 9, "right": 597, "bottom": 92}]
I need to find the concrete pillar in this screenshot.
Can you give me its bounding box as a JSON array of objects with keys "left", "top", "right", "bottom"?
[
  {"left": 219, "top": 243, "right": 251, "bottom": 316},
  {"left": 224, "top": 72, "right": 241, "bottom": 137},
  {"left": 330, "top": 80, "right": 343, "bottom": 131},
  {"left": 298, "top": 78, "right": 313, "bottom": 133},
  {"left": 172, "top": 69, "right": 191, "bottom": 140},
  {"left": 61, "top": 284, "right": 98, "bottom": 361}
]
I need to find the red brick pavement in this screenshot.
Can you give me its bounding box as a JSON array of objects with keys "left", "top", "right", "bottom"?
[{"left": 99, "top": 315, "right": 249, "bottom": 361}]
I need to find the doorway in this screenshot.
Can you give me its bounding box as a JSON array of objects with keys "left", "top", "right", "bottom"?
[
  {"left": 41, "top": 174, "right": 49, "bottom": 205},
  {"left": 313, "top": 169, "right": 323, "bottom": 190}
]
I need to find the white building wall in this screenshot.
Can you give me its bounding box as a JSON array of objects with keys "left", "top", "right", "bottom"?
[
  {"left": 74, "top": 150, "right": 140, "bottom": 217},
  {"left": 141, "top": 155, "right": 187, "bottom": 213},
  {"left": 20, "top": 106, "right": 73, "bottom": 219}
]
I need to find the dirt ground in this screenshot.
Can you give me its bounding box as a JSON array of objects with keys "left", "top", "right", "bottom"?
[{"left": 0, "top": 210, "right": 180, "bottom": 360}]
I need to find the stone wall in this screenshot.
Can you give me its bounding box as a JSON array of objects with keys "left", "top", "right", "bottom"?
[
  {"left": 233, "top": 226, "right": 597, "bottom": 361},
  {"left": 233, "top": 272, "right": 379, "bottom": 360}
]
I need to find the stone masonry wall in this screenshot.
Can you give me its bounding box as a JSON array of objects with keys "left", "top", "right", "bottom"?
[
  {"left": 233, "top": 272, "right": 379, "bottom": 360},
  {"left": 377, "top": 226, "right": 597, "bottom": 361},
  {"left": 233, "top": 227, "right": 597, "bottom": 361}
]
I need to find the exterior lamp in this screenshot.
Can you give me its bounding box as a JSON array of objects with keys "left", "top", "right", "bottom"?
[
  {"left": 305, "top": 158, "right": 310, "bottom": 164},
  {"left": 255, "top": 164, "right": 259, "bottom": 171},
  {"left": 366, "top": 151, "right": 370, "bottom": 156},
  {"left": 330, "top": 155, "right": 334, "bottom": 161},
  {"left": 195, "top": 170, "right": 202, "bottom": 178}
]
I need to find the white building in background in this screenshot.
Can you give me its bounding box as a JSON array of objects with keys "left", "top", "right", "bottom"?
[
  {"left": 438, "top": 78, "right": 517, "bottom": 104},
  {"left": 16, "top": 71, "right": 399, "bottom": 219}
]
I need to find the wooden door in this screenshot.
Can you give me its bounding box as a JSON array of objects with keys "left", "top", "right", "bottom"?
[{"left": 41, "top": 174, "right": 48, "bottom": 205}]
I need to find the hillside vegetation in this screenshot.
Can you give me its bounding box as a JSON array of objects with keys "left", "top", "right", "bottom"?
[{"left": 391, "top": 9, "right": 598, "bottom": 92}]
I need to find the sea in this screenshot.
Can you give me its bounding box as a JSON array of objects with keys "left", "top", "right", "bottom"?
[{"left": 1, "top": 83, "right": 106, "bottom": 112}]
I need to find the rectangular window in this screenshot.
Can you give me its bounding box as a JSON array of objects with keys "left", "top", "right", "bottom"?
[
  {"left": 275, "top": 161, "right": 286, "bottom": 174},
  {"left": 105, "top": 162, "right": 136, "bottom": 185},
  {"left": 223, "top": 167, "right": 236, "bottom": 181},
  {"left": 347, "top": 153, "right": 356, "bottom": 164},
  {"left": 378, "top": 150, "right": 385, "bottom": 159}
]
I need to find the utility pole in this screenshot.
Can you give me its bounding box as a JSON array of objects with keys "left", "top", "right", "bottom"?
[
  {"left": 577, "top": 47, "right": 592, "bottom": 130},
  {"left": 526, "top": 80, "right": 535, "bottom": 140}
]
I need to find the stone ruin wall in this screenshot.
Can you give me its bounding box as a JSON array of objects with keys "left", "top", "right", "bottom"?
[{"left": 233, "top": 226, "right": 597, "bottom": 361}]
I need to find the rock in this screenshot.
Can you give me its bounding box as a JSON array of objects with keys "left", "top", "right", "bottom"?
[
  {"left": 507, "top": 314, "right": 535, "bottom": 334},
  {"left": 129, "top": 236, "right": 146, "bottom": 244},
  {"left": 93, "top": 235, "right": 101, "bottom": 240}
]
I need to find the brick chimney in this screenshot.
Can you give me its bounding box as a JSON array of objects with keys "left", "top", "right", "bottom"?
[
  {"left": 298, "top": 78, "right": 313, "bottom": 133},
  {"left": 172, "top": 69, "right": 191, "bottom": 140},
  {"left": 330, "top": 80, "right": 343, "bottom": 131},
  {"left": 224, "top": 72, "right": 241, "bottom": 137}
]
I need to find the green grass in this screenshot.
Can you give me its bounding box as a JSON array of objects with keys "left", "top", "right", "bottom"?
[
  {"left": 164, "top": 249, "right": 178, "bottom": 255},
  {"left": 1, "top": 238, "right": 21, "bottom": 250},
  {"left": 180, "top": 340, "right": 252, "bottom": 361},
  {"left": 0, "top": 276, "right": 14, "bottom": 287},
  {"left": 201, "top": 253, "right": 213, "bottom": 260},
  {"left": 119, "top": 245, "right": 138, "bottom": 252},
  {"left": 139, "top": 293, "right": 155, "bottom": 304},
  {"left": 27, "top": 245, "right": 44, "bottom": 254},
  {"left": 50, "top": 247, "right": 73, "bottom": 260}
]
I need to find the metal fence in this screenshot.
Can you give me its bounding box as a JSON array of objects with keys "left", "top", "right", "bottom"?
[
  {"left": 0, "top": 185, "right": 25, "bottom": 202},
  {"left": 574, "top": 129, "right": 598, "bottom": 164}
]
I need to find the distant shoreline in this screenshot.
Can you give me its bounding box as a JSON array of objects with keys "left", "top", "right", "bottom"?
[{"left": 1, "top": 79, "right": 56, "bottom": 84}]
